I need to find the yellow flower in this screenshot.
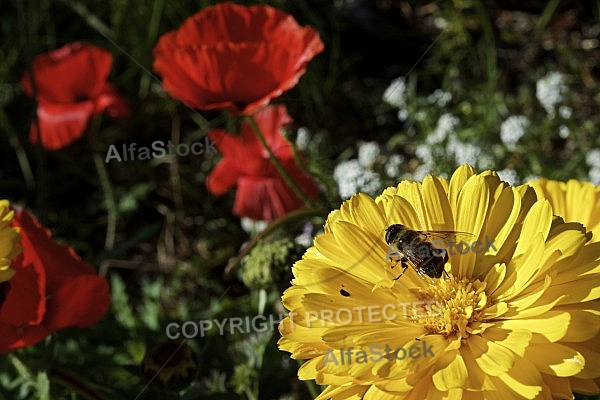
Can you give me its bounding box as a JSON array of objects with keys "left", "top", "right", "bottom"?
[
  {"left": 527, "top": 178, "right": 600, "bottom": 242},
  {"left": 0, "top": 200, "right": 20, "bottom": 283},
  {"left": 278, "top": 165, "right": 600, "bottom": 399}
]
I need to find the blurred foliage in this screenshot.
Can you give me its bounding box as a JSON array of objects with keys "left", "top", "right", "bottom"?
[{"left": 0, "top": 0, "right": 599, "bottom": 398}]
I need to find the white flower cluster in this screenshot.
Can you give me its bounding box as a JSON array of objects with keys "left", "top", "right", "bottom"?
[
  {"left": 334, "top": 159, "right": 381, "bottom": 199},
  {"left": 383, "top": 77, "right": 409, "bottom": 121},
  {"left": 411, "top": 114, "right": 456, "bottom": 180},
  {"left": 385, "top": 154, "right": 404, "bottom": 178},
  {"left": 500, "top": 115, "right": 529, "bottom": 150},
  {"left": 415, "top": 144, "right": 433, "bottom": 165},
  {"left": 427, "top": 113, "right": 459, "bottom": 145},
  {"left": 497, "top": 168, "right": 519, "bottom": 185},
  {"left": 412, "top": 164, "right": 433, "bottom": 181},
  {"left": 240, "top": 217, "right": 268, "bottom": 234},
  {"left": 586, "top": 148, "right": 600, "bottom": 184},
  {"left": 358, "top": 142, "right": 380, "bottom": 168},
  {"left": 295, "top": 127, "right": 311, "bottom": 151},
  {"left": 536, "top": 71, "right": 567, "bottom": 117},
  {"left": 411, "top": 113, "right": 491, "bottom": 177},
  {"left": 333, "top": 142, "right": 385, "bottom": 199},
  {"left": 447, "top": 135, "right": 482, "bottom": 166},
  {"left": 427, "top": 89, "right": 452, "bottom": 107}
]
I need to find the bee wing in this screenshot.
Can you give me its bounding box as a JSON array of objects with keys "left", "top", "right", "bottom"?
[{"left": 416, "top": 230, "right": 476, "bottom": 243}]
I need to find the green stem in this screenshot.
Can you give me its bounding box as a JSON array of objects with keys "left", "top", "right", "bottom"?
[
  {"left": 93, "top": 152, "right": 118, "bottom": 277},
  {"left": 17, "top": 0, "right": 47, "bottom": 222},
  {"left": 224, "top": 207, "right": 327, "bottom": 276},
  {"left": 246, "top": 116, "right": 314, "bottom": 207},
  {"left": 0, "top": 109, "right": 34, "bottom": 189},
  {"left": 169, "top": 107, "right": 184, "bottom": 227},
  {"left": 50, "top": 368, "right": 108, "bottom": 400},
  {"left": 290, "top": 141, "right": 313, "bottom": 184},
  {"left": 534, "top": 0, "right": 560, "bottom": 39}
]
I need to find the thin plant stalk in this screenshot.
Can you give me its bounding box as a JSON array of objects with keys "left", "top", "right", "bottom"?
[
  {"left": 89, "top": 117, "right": 117, "bottom": 277},
  {"left": 50, "top": 368, "right": 108, "bottom": 400},
  {"left": 94, "top": 153, "right": 118, "bottom": 277},
  {"left": 17, "top": 0, "right": 47, "bottom": 221},
  {"left": 0, "top": 109, "right": 34, "bottom": 189},
  {"left": 246, "top": 115, "right": 314, "bottom": 207}
]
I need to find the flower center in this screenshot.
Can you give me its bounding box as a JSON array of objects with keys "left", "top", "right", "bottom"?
[{"left": 411, "top": 275, "right": 488, "bottom": 338}]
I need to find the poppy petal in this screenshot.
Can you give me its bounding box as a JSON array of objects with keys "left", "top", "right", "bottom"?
[
  {"left": 235, "top": 176, "right": 306, "bottom": 220},
  {"left": 0, "top": 323, "right": 50, "bottom": 353},
  {"left": 30, "top": 101, "right": 94, "bottom": 150},
  {"left": 0, "top": 256, "right": 45, "bottom": 326},
  {"left": 207, "top": 159, "right": 241, "bottom": 195},
  {"left": 22, "top": 43, "right": 113, "bottom": 103},
  {"left": 153, "top": 2, "right": 324, "bottom": 114},
  {"left": 43, "top": 274, "right": 110, "bottom": 329},
  {"left": 0, "top": 209, "right": 111, "bottom": 352},
  {"left": 95, "top": 83, "right": 130, "bottom": 117},
  {"left": 11, "top": 209, "right": 97, "bottom": 294}
]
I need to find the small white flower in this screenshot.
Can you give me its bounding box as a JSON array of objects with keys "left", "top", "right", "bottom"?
[
  {"left": 333, "top": 159, "right": 382, "bottom": 199},
  {"left": 500, "top": 115, "right": 529, "bottom": 150},
  {"left": 415, "top": 111, "right": 427, "bottom": 121},
  {"left": 433, "top": 17, "right": 449, "bottom": 30},
  {"left": 240, "top": 217, "right": 268, "bottom": 234},
  {"left": 558, "top": 105, "right": 572, "bottom": 119},
  {"left": 558, "top": 125, "right": 570, "bottom": 139},
  {"left": 585, "top": 149, "right": 600, "bottom": 168},
  {"left": 359, "top": 171, "right": 382, "bottom": 197},
  {"left": 427, "top": 113, "right": 459, "bottom": 144},
  {"left": 536, "top": 71, "right": 567, "bottom": 116},
  {"left": 427, "top": 89, "right": 452, "bottom": 107},
  {"left": 397, "top": 109, "right": 409, "bottom": 121},
  {"left": 295, "top": 223, "right": 315, "bottom": 248},
  {"left": 383, "top": 77, "right": 407, "bottom": 109},
  {"left": 524, "top": 174, "right": 539, "bottom": 183},
  {"left": 295, "top": 232, "right": 313, "bottom": 248},
  {"left": 295, "top": 127, "right": 311, "bottom": 151},
  {"left": 477, "top": 154, "right": 495, "bottom": 170},
  {"left": 445, "top": 133, "right": 460, "bottom": 156},
  {"left": 385, "top": 154, "right": 404, "bottom": 178},
  {"left": 415, "top": 144, "right": 433, "bottom": 164},
  {"left": 445, "top": 132, "right": 481, "bottom": 166},
  {"left": 497, "top": 168, "right": 519, "bottom": 185},
  {"left": 589, "top": 167, "right": 600, "bottom": 185},
  {"left": 358, "top": 142, "right": 380, "bottom": 168},
  {"left": 412, "top": 163, "right": 433, "bottom": 181},
  {"left": 453, "top": 141, "right": 481, "bottom": 166},
  {"left": 383, "top": 77, "right": 410, "bottom": 121}
]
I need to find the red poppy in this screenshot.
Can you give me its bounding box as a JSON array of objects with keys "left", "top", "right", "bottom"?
[
  {"left": 0, "top": 208, "right": 110, "bottom": 353},
  {"left": 21, "top": 42, "right": 128, "bottom": 150},
  {"left": 207, "top": 105, "right": 318, "bottom": 220},
  {"left": 153, "top": 2, "right": 324, "bottom": 115}
]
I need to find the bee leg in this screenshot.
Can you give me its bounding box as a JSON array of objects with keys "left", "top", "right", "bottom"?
[
  {"left": 442, "top": 251, "right": 450, "bottom": 278},
  {"left": 393, "top": 264, "right": 409, "bottom": 280}
]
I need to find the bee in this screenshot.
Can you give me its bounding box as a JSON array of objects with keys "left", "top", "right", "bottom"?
[{"left": 384, "top": 224, "right": 475, "bottom": 283}]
